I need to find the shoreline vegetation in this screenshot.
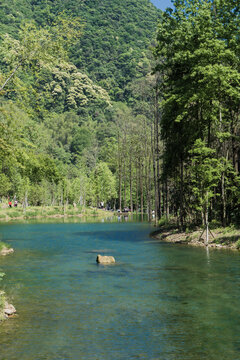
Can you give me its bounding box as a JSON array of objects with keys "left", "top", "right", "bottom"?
[
  {"left": 151, "top": 218, "right": 240, "bottom": 251},
  {"left": 0, "top": 205, "right": 115, "bottom": 222}
]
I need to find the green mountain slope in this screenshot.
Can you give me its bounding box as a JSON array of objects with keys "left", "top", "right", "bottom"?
[
  {"left": 0, "top": 0, "right": 159, "bottom": 208},
  {"left": 2, "top": 0, "right": 159, "bottom": 101}
]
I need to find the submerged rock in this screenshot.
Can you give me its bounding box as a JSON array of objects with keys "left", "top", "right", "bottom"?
[
  {"left": 4, "top": 301, "right": 16, "bottom": 317},
  {"left": 0, "top": 247, "right": 14, "bottom": 256},
  {"left": 96, "top": 254, "right": 116, "bottom": 264}
]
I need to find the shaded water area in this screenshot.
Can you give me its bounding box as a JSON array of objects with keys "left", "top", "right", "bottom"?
[{"left": 0, "top": 217, "right": 240, "bottom": 359}]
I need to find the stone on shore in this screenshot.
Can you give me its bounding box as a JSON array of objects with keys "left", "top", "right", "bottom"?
[
  {"left": 96, "top": 254, "right": 116, "bottom": 264},
  {"left": 0, "top": 247, "right": 14, "bottom": 256}
]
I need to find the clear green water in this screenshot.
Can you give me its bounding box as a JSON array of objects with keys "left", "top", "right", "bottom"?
[{"left": 0, "top": 219, "right": 240, "bottom": 360}]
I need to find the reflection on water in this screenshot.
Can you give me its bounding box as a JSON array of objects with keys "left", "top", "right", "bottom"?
[
  {"left": 0, "top": 220, "right": 240, "bottom": 360},
  {"left": 2, "top": 213, "right": 146, "bottom": 225}
]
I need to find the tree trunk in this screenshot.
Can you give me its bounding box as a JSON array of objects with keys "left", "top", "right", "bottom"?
[
  {"left": 136, "top": 160, "right": 139, "bottom": 216},
  {"left": 221, "top": 173, "right": 226, "bottom": 227},
  {"left": 166, "top": 179, "right": 169, "bottom": 220},
  {"left": 129, "top": 152, "right": 133, "bottom": 213},
  {"left": 118, "top": 135, "right": 122, "bottom": 212},
  {"left": 123, "top": 155, "right": 126, "bottom": 209},
  {"left": 180, "top": 159, "right": 184, "bottom": 229},
  {"left": 140, "top": 163, "right": 144, "bottom": 220},
  {"left": 152, "top": 121, "right": 158, "bottom": 226},
  {"left": 154, "top": 80, "right": 161, "bottom": 222}
]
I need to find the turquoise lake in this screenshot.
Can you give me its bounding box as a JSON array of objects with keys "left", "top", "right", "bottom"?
[{"left": 0, "top": 218, "right": 240, "bottom": 359}]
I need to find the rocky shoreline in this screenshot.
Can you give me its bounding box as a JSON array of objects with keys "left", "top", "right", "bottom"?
[
  {"left": 0, "top": 245, "right": 16, "bottom": 321},
  {"left": 151, "top": 227, "right": 240, "bottom": 251}
]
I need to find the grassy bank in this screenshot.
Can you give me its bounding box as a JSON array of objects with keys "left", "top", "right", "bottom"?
[
  {"left": 151, "top": 218, "right": 240, "bottom": 250},
  {"left": 0, "top": 205, "right": 112, "bottom": 222},
  {"left": 0, "top": 291, "right": 5, "bottom": 321}
]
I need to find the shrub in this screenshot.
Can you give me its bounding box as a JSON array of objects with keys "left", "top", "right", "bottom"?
[
  {"left": 0, "top": 242, "right": 11, "bottom": 251},
  {"left": 235, "top": 239, "right": 240, "bottom": 250}
]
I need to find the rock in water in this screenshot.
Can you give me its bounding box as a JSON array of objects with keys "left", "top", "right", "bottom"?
[
  {"left": 0, "top": 247, "right": 14, "bottom": 256},
  {"left": 96, "top": 254, "right": 115, "bottom": 264},
  {"left": 4, "top": 301, "right": 16, "bottom": 316}
]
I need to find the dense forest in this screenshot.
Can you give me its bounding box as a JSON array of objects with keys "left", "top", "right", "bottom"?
[
  {"left": 0, "top": 0, "right": 159, "bottom": 213},
  {"left": 0, "top": 0, "right": 239, "bottom": 228},
  {"left": 153, "top": 0, "right": 240, "bottom": 228}
]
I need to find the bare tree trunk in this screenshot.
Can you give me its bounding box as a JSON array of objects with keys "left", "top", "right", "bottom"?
[
  {"left": 152, "top": 122, "right": 158, "bottom": 226},
  {"left": 156, "top": 109, "right": 161, "bottom": 220},
  {"left": 166, "top": 179, "right": 169, "bottom": 220},
  {"left": 118, "top": 134, "right": 122, "bottom": 212},
  {"left": 140, "top": 163, "right": 144, "bottom": 220},
  {"left": 180, "top": 159, "right": 184, "bottom": 229},
  {"left": 136, "top": 160, "right": 139, "bottom": 216},
  {"left": 119, "top": 164, "right": 122, "bottom": 212},
  {"left": 154, "top": 80, "right": 161, "bottom": 223},
  {"left": 162, "top": 184, "right": 165, "bottom": 217},
  {"left": 129, "top": 152, "right": 133, "bottom": 213},
  {"left": 221, "top": 173, "right": 226, "bottom": 227},
  {"left": 148, "top": 156, "right": 152, "bottom": 222},
  {"left": 231, "top": 114, "right": 239, "bottom": 174},
  {"left": 205, "top": 192, "right": 209, "bottom": 246},
  {"left": 123, "top": 155, "right": 126, "bottom": 209}
]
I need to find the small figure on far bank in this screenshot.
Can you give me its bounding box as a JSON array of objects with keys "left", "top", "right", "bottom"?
[
  {"left": 14, "top": 200, "right": 18, "bottom": 207},
  {"left": 8, "top": 201, "right": 12, "bottom": 208}
]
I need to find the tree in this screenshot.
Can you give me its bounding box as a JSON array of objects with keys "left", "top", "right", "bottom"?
[
  {"left": 153, "top": 0, "right": 240, "bottom": 227},
  {"left": 90, "top": 162, "right": 117, "bottom": 207},
  {"left": 0, "top": 17, "right": 82, "bottom": 92}
]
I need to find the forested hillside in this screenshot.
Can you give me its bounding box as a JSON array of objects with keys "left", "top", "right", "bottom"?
[{"left": 0, "top": 0, "right": 159, "bottom": 211}]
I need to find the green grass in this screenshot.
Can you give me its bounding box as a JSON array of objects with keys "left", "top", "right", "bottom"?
[
  {"left": 207, "top": 225, "right": 240, "bottom": 248},
  {"left": 0, "top": 205, "right": 112, "bottom": 221},
  {"left": 8, "top": 210, "right": 23, "bottom": 218},
  {"left": 0, "top": 241, "right": 11, "bottom": 251}
]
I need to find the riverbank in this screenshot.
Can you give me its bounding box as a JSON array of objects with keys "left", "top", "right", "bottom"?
[
  {"left": 0, "top": 242, "right": 16, "bottom": 321},
  {"left": 0, "top": 205, "right": 112, "bottom": 222},
  {"left": 151, "top": 224, "right": 240, "bottom": 250}
]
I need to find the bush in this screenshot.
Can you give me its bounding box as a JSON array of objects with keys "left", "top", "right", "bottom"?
[
  {"left": 0, "top": 242, "right": 11, "bottom": 251},
  {"left": 235, "top": 239, "right": 240, "bottom": 249},
  {"left": 158, "top": 216, "right": 169, "bottom": 227}
]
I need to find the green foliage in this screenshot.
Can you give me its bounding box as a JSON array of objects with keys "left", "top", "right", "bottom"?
[
  {"left": 0, "top": 0, "right": 159, "bottom": 216},
  {"left": 154, "top": 0, "right": 240, "bottom": 227},
  {"left": 188, "top": 139, "right": 222, "bottom": 210},
  {"left": 30, "top": 0, "right": 159, "bottom": 102},
  {"left": 90, "top": 162, "right": 117, "bottom": 206},
  {"left": 0, "top": 241, "right": 10, "bottom": 251},
  {"left": 71, "top": 127, "right": 95, "bottom": 156},
  {"left": 0, "top": 16, "right": 82, "bottom": 91},
  {"left": 235, "top": 240, "right": 240, "bottom": 250}
]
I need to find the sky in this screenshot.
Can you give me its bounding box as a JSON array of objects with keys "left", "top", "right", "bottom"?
[{"left": 151, "top": 0, "right": 173, "bottom": 10}]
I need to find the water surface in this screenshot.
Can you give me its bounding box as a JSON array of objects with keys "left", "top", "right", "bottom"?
[{"left": 0, "top": 219, "right": 240, "bottom": 360}]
